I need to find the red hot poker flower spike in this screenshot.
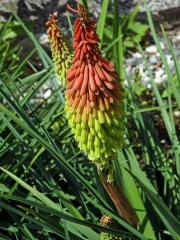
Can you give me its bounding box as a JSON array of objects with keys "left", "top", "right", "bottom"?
[
  {"left": 46, "top": 12, "right": 72, "bottom": 85},
  {"left": 65, "top": 4, "right": 124, "bottom": 172}
]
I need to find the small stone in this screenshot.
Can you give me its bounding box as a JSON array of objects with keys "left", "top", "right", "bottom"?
[
  {"left": 154, "top": 77, "right": 165, "bottom": 86},
  {"left": 38, "top": 33, "right": 49, "bottom": 45},
  {"left": 147, "top": 83, "right": 151, "bottom": 89},
  {"left": 174, "top": 110, "right": 180, "bottom": 119},
  {"left": 155, "top": 68, "right": 164, "bottom": 78},
  {"left": 126, "top": 58, "right": 134, "bottom": 66},
  {"left": 142, "top": 76, "right": 150, "bottom": 86},
  {"left": 133, "top": 52, "right": 142, "bottom": 59},
  {"left": 174, "top": 35, "right": 180, "bottom": 41},
  {"left": 166, "top": 55, "right": 172, "bottom": 63},
  {"left": 161, "top": 74, "right": 167, "bottom": 81},
  {"left": 146, "top": 45, "right": 157, "bottom": 54},
  {"left": 44, "top": 89, "right": 52, "bottom": 99},
  {"left": 149, "top": 55, "right": 157, "bottom": 64},
  {"left": 160, "top": 41, "right": 165, "bottom": 50}
]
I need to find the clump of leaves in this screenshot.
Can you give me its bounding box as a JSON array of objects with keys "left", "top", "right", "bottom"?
[
  {"left": 0, "top": 18, "right": 27, "bottom": 41},
  {"left": 103, "top": 5, "right": 148, "bottom": 54}
]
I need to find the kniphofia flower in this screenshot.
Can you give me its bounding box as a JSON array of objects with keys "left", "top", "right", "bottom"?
[
  {"left": 46, "top": 12, "right": 72, "bottom": 85},
  {"left": 66, "top": 4, "right": 124, "bottom": 172}
]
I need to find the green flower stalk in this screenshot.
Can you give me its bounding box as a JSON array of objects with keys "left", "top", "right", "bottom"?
[
  {"left": 46, "top": 12, "right": 72, "bottom": 85},
  {"left": 65, "top": 4, "right": 124, "bottom": 172}
]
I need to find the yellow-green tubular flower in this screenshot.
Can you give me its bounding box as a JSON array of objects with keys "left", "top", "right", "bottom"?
[
  {"left": 46, "top": 12, "right": 72, "bottom": 85},
  {"left": 66, "top": 4, "right": 124, "bottom": 173}
]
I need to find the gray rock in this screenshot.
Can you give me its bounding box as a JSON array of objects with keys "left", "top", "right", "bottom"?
[
  {"left": 146, "top": 45, "right": 157, "bottom": 54},
  {"left": 149, "top": 55, "right": 157, "bottom": 64}
]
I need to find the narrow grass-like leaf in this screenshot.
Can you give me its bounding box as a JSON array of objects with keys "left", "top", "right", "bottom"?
[
  {"left": 0, "top": 193, "right": 136, "bottom": 239},
  {"left": 145, "top": 1, "right": 180, "bottom": 107},
  {"left": 0, "top": 104, "right": 111, "bottom": 210},
  {"left": 96, "top": 0, "right": 109, "bottom": 48},
  {"left": 116, "top": 152, "right": 157, "bottom": 240}
]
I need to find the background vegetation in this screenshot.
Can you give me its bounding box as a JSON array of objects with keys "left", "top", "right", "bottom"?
[{"left": 0, "top": 1, "right": 179, "bottom": 239}]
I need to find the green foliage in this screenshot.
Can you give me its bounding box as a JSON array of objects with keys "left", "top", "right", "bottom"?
[
  {"left": 100, "top": 232, "right": 122, "bottom": 240},
  {"left": 0, "top": 18, "right": 28, "bottom": 41},
  {"left": 101, "top": 4, "right": 148, "bottom": 55},
  {"left": 97, "top": 0, "right": 110, "bottom": 48},
  {"left": 121, "top": 5, "right": 149, "bottom": 50},
  {"left": 0, "top": 1, "right": 180, "bottom": 240}
]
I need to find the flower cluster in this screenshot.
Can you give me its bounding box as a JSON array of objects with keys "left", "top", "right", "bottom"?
[
  {"left": 65, "top": 4, "right": 124, "bottom": 170},
  {"left": 46, "top": 12, "right": 72, "bottom": 85}
]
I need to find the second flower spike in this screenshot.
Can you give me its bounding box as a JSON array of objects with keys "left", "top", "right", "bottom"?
[{"left": 46, "top": 12, "right": 72, "bottom": 85}]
